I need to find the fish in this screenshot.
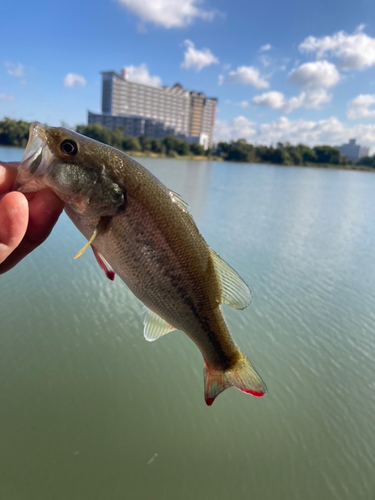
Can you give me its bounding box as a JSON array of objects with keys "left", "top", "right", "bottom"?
[{"left": 15, "top": 122, "right": 267, "bottom": 406}]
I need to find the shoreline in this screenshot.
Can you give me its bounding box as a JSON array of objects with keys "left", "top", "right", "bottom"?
[
  {"left": 124, "top": 151, "right": 375, "bottom": 171},
  {"left": 1, "top": 145, "right": 373, "bottom": 172},
  {"left": 127, "top": 150, "right": 221, "bottom": 161}
]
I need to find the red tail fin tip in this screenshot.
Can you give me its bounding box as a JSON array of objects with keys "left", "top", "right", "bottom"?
[{"left": 204, "top": 354, "right": 267, "bottom": 406}]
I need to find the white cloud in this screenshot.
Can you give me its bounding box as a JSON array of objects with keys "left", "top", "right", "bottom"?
[
  {"left": 281, "top": 95, "right": 301, "bottom": 113},
  {"left": 5, "top": 62, "right": 24, "bottom": 77},
  {"left": 0, "top": 94, "right": 14, "bottom": 101},
  {"left": 260, "top": 44, "right": 272, "bottom": 52},
  {"left": 63, "top": 73, "right": 87, "bottom": 88},
  {"left": 254, "top": 116, "right": 344, "bottom": 147},
  {"left": 219, "top": 66, "right": 269, "bottom": 89},
  {"left": 252, "top": 89, "right": 331, "bottom": 113},
  {"left": 226, "top": 100, "right": 252, "bottom": 108},
  {"left": 299, "top": 25, "right": 375, "bottom": 71},
  {"left": 115, "top": 0, "right": 220, "bottom": 29},
  {"left": 181, "top": 40, "right": 219, "bottom": 71},
  {"left": 347, "top": 94, "right": 375, "bottom": 119},
  {"left": 284, "top": 89, "right": 332, "bottom": 113},
  {"left": 252, "top": 91, "right": 285, "bottom": 109},
  {"left": 300, "top": 89, "right": 332, "bottom": 108},
  {"left": 288, "top": 60, "right": 340, "bottom": 89},
  {"left": 122, "top": 64, "right": 162, "bottom": 86},
  {"left": 215, "top": 116, "right": 257, "bottom": 143},
  {"left": 215, "top": 115, "right": 375, "bottom": 152}
]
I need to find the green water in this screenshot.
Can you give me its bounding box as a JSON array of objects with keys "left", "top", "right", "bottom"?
[{"left": 1, "top": 147, "right": 375, "bottom": 500}]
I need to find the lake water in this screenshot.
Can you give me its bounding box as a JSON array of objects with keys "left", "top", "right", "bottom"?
[{"left": 1, "top": 146, "right": 375, "bottom": 500}]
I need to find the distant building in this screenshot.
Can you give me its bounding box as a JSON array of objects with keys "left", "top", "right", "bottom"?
[
  {"left": 88, "top": 69, "right": 217, "bottom": 148},
  {"left": 88, "top": 112, "right": 178, "bottom": 140},
  {"left": 338, "top": 139, "right": 369, "bottom": 162}
]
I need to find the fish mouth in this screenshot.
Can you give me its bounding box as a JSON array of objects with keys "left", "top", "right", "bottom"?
[
  {"left": 21, "top": 122, "right": 47, "bottom": 171},
  {"left": 16, "top": 122, "right": 50, "bottom": 192}
]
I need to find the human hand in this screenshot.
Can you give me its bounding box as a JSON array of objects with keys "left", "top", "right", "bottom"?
[{"left": 0, "top": 161, "right": 64, "bottom": 273}]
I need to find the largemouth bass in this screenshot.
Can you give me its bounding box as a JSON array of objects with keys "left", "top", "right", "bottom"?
[{"left": 15, "top": 122, "right": 267, "bottom": 405}]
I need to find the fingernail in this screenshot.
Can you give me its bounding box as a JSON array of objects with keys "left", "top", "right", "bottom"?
[{"left": 0, "top": 165, "right": 6, "bottom": 183}]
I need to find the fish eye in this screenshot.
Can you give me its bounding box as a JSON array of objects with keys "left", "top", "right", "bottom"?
[{"left": 60, "top": 139, "right": 78, "bottom": 156}]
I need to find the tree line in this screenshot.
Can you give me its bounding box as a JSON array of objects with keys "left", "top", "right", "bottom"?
[
  {"left": 0, "top": 117, "right": 30, "bottom": 148},
  {"left": 1, "top": 117, "right": 374, "bottom": 168},
  {"left": 75, "top": 124, "right": 211, "bottom": 157},
  {"left": 217, "top": 139, "right": 356, "bottom": 167},
  {"left": 0, "top": 118, "right": 210, "bottom": 157},
  {"left": 357, "top": 155, "right": 375, "bottom": 168}
]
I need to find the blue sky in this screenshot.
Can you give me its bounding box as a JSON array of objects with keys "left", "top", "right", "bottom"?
[{"left": 2, "top": 0, "right": 375, "bottom": 149}]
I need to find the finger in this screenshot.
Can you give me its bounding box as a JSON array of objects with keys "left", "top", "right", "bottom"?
[
  {"left": 0, "top": 161, "right": 20, "bottom": 168},
  {"left": 0, "top": 162, "right": 20, "bottom": 195},
  {"left": 25, "top": 188, "right": 65, "bottom": 244},
  {"left": 0, "top": 192, "right": 29, "bottom": 264},
  {"left": 0, "top": 189, "right": 64, "bottom": 274}
]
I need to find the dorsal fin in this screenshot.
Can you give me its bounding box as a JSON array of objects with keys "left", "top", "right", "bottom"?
[
  {"left": 142, "top": 307, "right": 177, "bottom": 342},
  {"left": 169, "top": 190, "right": 195, "bottom": 225},
  {"left": 210, "top": 249, "right": 252, "bottom": 310}
]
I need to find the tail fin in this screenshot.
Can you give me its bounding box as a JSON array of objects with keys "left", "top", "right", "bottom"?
[{"left": 204, "top": 352, "right": 267, "bottom": 406}]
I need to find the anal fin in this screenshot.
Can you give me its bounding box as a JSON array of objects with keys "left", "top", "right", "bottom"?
[{"left": 142, "top": 307, "right": 177, "bottom": 342}]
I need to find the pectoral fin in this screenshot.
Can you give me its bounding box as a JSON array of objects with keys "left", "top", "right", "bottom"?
[
  {"left": 210, "top": 249, "right": 252, "bottom": 310},
  {"left": 74, "top": 217, "right": 109, "bottom": 260},
  {"left": 142, "top": 307, "right": 177, "bottom": 342},
  {"left": 91, "top": 246, "right": 115, "bottom": 281}
]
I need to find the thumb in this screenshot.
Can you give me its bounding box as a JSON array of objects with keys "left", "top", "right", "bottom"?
[{"left": 0, "top": 192, "right": 29, "bottom": 264}]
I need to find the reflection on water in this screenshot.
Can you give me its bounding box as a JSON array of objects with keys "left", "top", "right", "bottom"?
[{"left": 1, "top": 147, "right": 375, "bottom": 500}]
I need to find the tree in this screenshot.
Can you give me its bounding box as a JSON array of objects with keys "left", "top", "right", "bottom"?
[
  {"left": 357, "top": 155, "right": 375, "bottom": 168},
  {"left": 175, "top": 140, "right": 190, "bottom": 156},
  {"left": 122, "top": 136, "right": 141, "bottom": 151},
  {"left": 270, "top": 148, "right": 291, "bottom": 165},
  {"left": 313, "top": 145, "right": 341, "bottom": 165},
  {"left": 110, "top": 127, "right": 125, "bottom": 149},
  {"left": 190, "top": 143, "right": 205, "bottom": 156},
  {"left": 76, "top": 124, "right": 112, "bottom": 145},
  {"left": 297, "top": 144, "right": 317, "bottom": 163},
  {"left": 139, "top": 135, "right": 152, "bottom": 152},
  {"left": 284, "top": 145, "right": 302, "bottom": 165},
  {"left": 167, "top": 149, "right": 178, "bottom": 158},
  {"left": 255, "top": 145, "right": 272, "bottom": 163},
  {"left": 0, "top": 117, "right": 30, "bottom": 147},
  {"left": 226, "top": 139, "right": 256, "bottom": 162},
  {"left": 163, "top": 136, "right": 180, "bottom": 154},
  {"left": 150, "top": 139, "right": 166, "bottom": 154},
  {"left": 217, "top": 141, "right": 231, "bottom": 157}
]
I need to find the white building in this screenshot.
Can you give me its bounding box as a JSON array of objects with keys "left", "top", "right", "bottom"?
[
  {"left": 88, "top": 112, "right": 177, "bottom": 140},
  {"left": 338, "top": 139, "right": 370, "bottom": 162},
  {"left": 89, "top": 69, "right": 217, "bottom": 148}
]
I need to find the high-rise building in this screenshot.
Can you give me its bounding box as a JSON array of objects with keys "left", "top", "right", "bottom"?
[
  {"left": 338, "top": 139, "right": 370, "bottom": 162},
  {"left": 88, "top": 69, "right": 217, "bottom": 148}
]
